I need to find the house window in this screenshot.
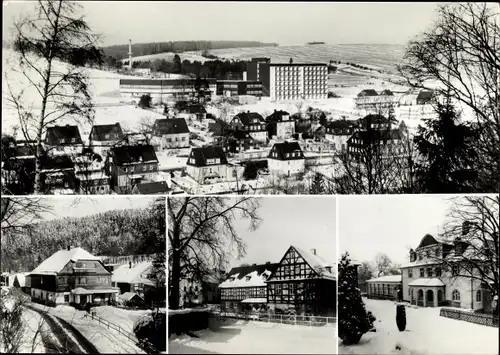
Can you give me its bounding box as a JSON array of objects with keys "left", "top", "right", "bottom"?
[
  {"left": 418, "top": 253, "right": 422, "bottom": 261},
  {"left": 452, "top": 265, "right": 460, "bottom": 276},
  {"left": 427, "top": 268, "right": 433, "bottom": 278},
  {"left": 80, "top": 277, "right": 87, "bottom": 284},
  {"left": 71, "top": 138, "right": 76, "bottom": 143},
  {"left": 452, "top": 290, "right": 460, "bottom": 301},
  {"left": 476, "top": 290, "right": 481, "bottom": 302},
  {"left": 408, "top": 269, "right": 413, "bottom": 278},
  {"left": 142, "top": 165, "right": 147, "bottom": 171},
  {"left": 435, "top": 268, "right": 442, "bottom": 277},
  {"left": 435, "top": 248, "right": 439, "bottom": 257},
  {"left": 149, "top": 165, "right": 154, "bottom": 171},
  {"left": 419, "top": 268, "right": 424, "bottom": 277},
  {"left": 64, "top": 295, "right": 69, "bottom": 303}
]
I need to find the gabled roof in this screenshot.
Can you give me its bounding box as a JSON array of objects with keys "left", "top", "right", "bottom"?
[
  {"left": 90, "top": 123, "right": 124, "bottom": 142},
  {"left": 417, "top": 234, "right": 440, "bottom": 249},
  {"left": 366, "top": 275, "right": 402, "bottom": 283},
  {"left": 31, "top": 247, "right": 101, "bottom": 274},
  {"left": 268, "top": 141, "right": 304, "bottom": 160},
  {"left": 233, "top": 111, "right": 265, "bottom": 126},
  {"left": 292, "top": 246, "right": 336, "bottom": 280},
  {"left": 45, "top": 125, "right": 82, "bottom": 145},
  {"left": 13, "top": 272, "right": 29, "bottom": 287},
  {"left": 358, "top": 89, "right": 378, "bottom": 97},
  {"left": 40, "top": 154, "right": 75, "bottom": 171},
  {"left": 118, "top": 292, "right": 144, "bottom": 302},
  {"left": 380, "top": 89, "right": 394, "bottom": 96},
  {"left": 187, "top": 146, "right": 228, "bottom": 167},
  {"left": 266, "top": 110, "right": 291, "bottom": 122},
  {"left": 112, "top": 261, "right": 152, "bottom": 284},
  {"left": 134, "top": 181, "right": 170, "bottom": 194},
  {"left": 358, "top": 114, "right": 393, "bottom": 126},
  {"left": 325, "top": 119, "right": 357, "bottom": 130},
  {"left": 219, "top": 263, "right": 280, "bottom": 288},
  {"left": 349, "top": 128, "right": 402, "bottom": 143},
  {"left": 153, "top": 118, "right": 190, "bottom": 135},
  {"left": 110, "top": 145, "right": 158, "bottom": 165},
  {"left": 416, "top": 90, "right": 434, "bottom": 104}
]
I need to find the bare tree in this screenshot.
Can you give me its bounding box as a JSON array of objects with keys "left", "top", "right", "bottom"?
[
  {"left": 374, "top": 253, "right": 393, "bottom": 277},
  {"left": 4, "top": 0, "right": 103, "bottom": 194},
  {"left": 357, "top": 261, "right": 375, "bottom": 292},
  {"left": 398, "top": 3, "right": 500, "bottom": 192},
  {"left": 434, "top": 196, "right": 499, "bottom": 298},
  {"left": 167, "top": 197, "right": 261, "bottom": 309},
  {"left": 1, "top": 197, "right": 52, "bottom": 237}
]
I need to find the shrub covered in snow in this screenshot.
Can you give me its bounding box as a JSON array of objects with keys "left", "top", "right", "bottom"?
[
  {"left": 338, "top": 252, "right": 375, "bottom": 345},
  {"left": 396, "top": 304, "right": 406, "bottom": 331},
  {"left": 133, "top": 310, "right": 166, "bottom": 351},
  {"left": 168, "top": 308, "right": 211, "bottom": 337}
]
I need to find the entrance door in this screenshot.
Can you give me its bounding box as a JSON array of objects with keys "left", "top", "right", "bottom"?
[
  {"left": 80, "top": 295, "right": 87, "bottom": 305},
  {"left": 426, "top": 290, "right": 434, "bottom": 307}
]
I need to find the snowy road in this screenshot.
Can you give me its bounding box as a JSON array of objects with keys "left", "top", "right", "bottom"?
[
  {"left": 169, "top": 318, "right": 337, "bottom": 354},
  {"left": 339, "top": 298, "right": 499, "bottom": 354}
]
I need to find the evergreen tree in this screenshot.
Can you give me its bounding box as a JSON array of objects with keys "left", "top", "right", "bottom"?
[
  {"left": 139, "top": 94, "right": 152, "bottom": 109},
  {"left": 309, "top": 172, "right": 325, "bottom": 195},
  {"left": 413, "top": 102, "right": 479, "bottom": 193},
  {"left": 338, "top": 252, "right": 375, "bottom": 345},
  {"left": 172, "top": 54, "right": 182, "bottom": 74}
]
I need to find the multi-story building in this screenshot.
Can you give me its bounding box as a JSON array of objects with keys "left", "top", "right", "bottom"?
[
  {"left": 216, "top": 80, "right": 263, "bottom": 97},
  {"left": 39, "top": 155, "right": 77, "bottom": 194},
  {"left": 400, "top": 230, "right": 496, "bottom": 312},
  {"left": 267, "top": 141, "right": 305, "bottom": 176},
  {"left": 45, "top": 125, "right": 83, "bottom": 156},
  {"left": 219, "top": 246, "right": 336, "bottom": 316},
  {"left": 89, "top": 123, "right": 125, "bottom": 156},
  {"left": 266, "top": 110, "right": 295, "bottom": 140},
  {"left": 111, "top": 261, "right": 156, "bottom": 297},
  {"left": 398, "top": 90, "right": 438, "bottom": 124},
  {"left": 231, "top": 111, "right": 268, "bottom": 142},
  {"left": 107, "top": 144, "right": 159, "bottom": 192},
  {"left": 186, "top": 146, "right": 244, "bottom": 184},
  {"left": 74, "top": 158, "right": 110, "bottom": 195},
  {"left": 246, "top": 57, "right": 271, "bottom": 82},
  {"left": 27, "top": 247, "right": 119, "bottom": 307},
  {"left": 347, "top": 129, "right": 404, "bottom": 157},
  {"left": 152, "top": 118, "right": 190, "bottom": 149},
  {"left": 256, "top": 61, "right": 328, "bottom": 100},
  {"left": 119, "top": 78, "right": 217, "bottom": 104},
  {"left": 354, "top": 89, "right": 398, "bottom": 113},
  {"left": 324, "top": 119, "right": 358, "bottom": 152}
]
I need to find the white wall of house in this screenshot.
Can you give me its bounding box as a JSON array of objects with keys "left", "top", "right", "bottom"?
[
  {"left": 186, "top": 164, "right": 244, "bottom": 185},
  {"left": 276, "top": 121, "right": 295, "bottom": 140},
  {"left": 324, "top": 134, "right": 349, "bottom": 152},
  {"left": 268, "top": 158, "right": 305, "bottom": 176},
  {"left": 157, "top": 133, "right": 190, "bottom": 149},
  {"left": 249, "top": 131, "right": 267, "bottom": 142}
]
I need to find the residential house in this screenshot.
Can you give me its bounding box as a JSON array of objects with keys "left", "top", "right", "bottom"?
[
  {"left": 13, "top": 272, "right": 30, "bottom": 294},
  {"left": 398, "top": 90, "right": 438, "bottom": 123},
  {"left": 231, "top": 111, "right": 268, "bottom": 142},
  {"left": 266, "top": 110, "right": 295, "bottom": 140},
  {"left": 400, "top": 229, "right": 496, "bottom": 312},
  {"left": 108, "top": 144, "right": 159, "bottom": 192},
  {"left": 74, "top": 156, "right": 110, "bottom": 194},
  {"left": 347, "top": 129, "right": 404, "bottom": 157},
  {"left": 132, "top": 181, "right": 170, "bottom": 195},
  {"left": 267, "top": 141, "right": 305, "bottom": 176},
  {"left": 117, "top": 292, "right": 146, "bottom": 308},
  {"left": 354, "top": 89, "right": 398, "bottom": 113},
  {"left": 324, "top": 119, "right": 357, "bottom": 152},
  {"left": 220, "top": 131, "right": 261, "bottom": 155},
  {"left": 220, "top": 246, "right": 336, "bottom": 317},
  {"left": 45, "top": 125, "right": 83, "bottom": 147},
  {"left": 152, "top": 118, "right": 190, "bottom": 149},
  {"left": 27, "top": 246, "right": 119, "bottom": 307},
  {"left": 178, "top": 104, "right": 207, "bottom": 121},
  {"left": 366, "top": 275, "right": 402, "bottom": 300},
  {"left": 186, "top": 146, "right": 243, "bottom": 184},
  {"left": 89, "top": 123, "right": 125, "bottom": 155},
  {"left": 111, "top": 261, "right": 156, "bottom": 298},
  {"left": 40, "top": 154, "right": 76, "bottom": 194},
  {"left": 357, "top": 114, "right": 394, "bottom": 131}
]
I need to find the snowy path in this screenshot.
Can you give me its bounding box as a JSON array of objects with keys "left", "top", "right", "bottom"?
[
  {"left": 339, "top": 298, "right": 499, "bottom": 354},
  {"left": 169, "top": 318, "right": 337, "bottom": 354}
]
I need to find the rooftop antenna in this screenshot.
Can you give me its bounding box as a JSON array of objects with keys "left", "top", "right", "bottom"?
[{"left": 128, "top": 39, "right": 133, "bottom": 71}]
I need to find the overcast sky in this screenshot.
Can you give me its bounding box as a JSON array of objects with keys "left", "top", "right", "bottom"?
[
  {"left": 338, "top": 195, "right": 455, "bottom": 266},
  {"left": 39, "top": 196, "right": 158, "bottom": 221},
  {"left": 3, "top": 1, "right": 445, "bottom": 46},
  {"left": 228, "top": 197, "right": 336, "bottom": 269}
]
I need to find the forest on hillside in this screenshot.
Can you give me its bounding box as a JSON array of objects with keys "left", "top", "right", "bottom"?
[
  {"left": 102, "top": 40, "right": 278, "bottom": 59},
  {"left": 1, "top": 199, "right": 166, "bottom": 273}
]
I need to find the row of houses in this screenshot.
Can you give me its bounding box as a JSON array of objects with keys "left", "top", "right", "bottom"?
[
  {"left": 363, "top": 226, "right": 497, "bottom": 314},
  {"left": 3, "top": 247, "right": 161, "bottom": 309}
]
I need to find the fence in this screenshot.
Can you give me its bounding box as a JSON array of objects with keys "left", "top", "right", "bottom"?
[
  {"left": 440, "top": 308, "right": 499, "bottom": 328},
  {"left": 84, "top": 312, "right": 158, "bottom": 353},
  {"left": 214, "top": 311, "right": 336, "bottom": 327}
]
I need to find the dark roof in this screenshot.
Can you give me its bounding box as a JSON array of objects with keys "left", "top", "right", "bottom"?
[
  {"left": 358, "top": 114, "right": 393, "bottom": 126},
  {"left": 45, "top": 125, "right": 82, "bottom": 145},
  {"left": 417, "top": 90, "right": 434, "bottom": 104},
  {"left": 380, "top": 89, "right": 394, "bottom": 96},
  {"left": 90, "top": 123, "right": 124, "bottom": 141},
  {"left": 268, "top": 141, "right": 304, "bottom": 160},
  {"left": 349, "top": 129, "right": 403, "bottom": 143},
  {"left": 134, "top": 181, "right": 170, "bottom": 194},
  {"left": 187, "top": 146, "right": 228, "bottom": 167},
  {"left": 225, "top": 262, "right": 280, "bottom": 281},
  {"left": 417, "top": 234, "right": 440, "bottom": 249},
  {"left": 266, "top": 110, "right": 291, "bottom": 122},
  {"left": 325, "top": 119, "right": 357, "bottom": 130},
  {"left": 40, "top": 154, "right": 75, "bottom": 170},
  {"left": 358, "top": 89, "right": 378, "bottom": 97},
  {"left": 153, "top": 118, "right": 190, "bottom": 135},
  {"left": 119, "top": 78, "right": 217, "bottom": 86},
  {"left": 233, "top": 111, "right": 265, "bottom": 126},
  {"left": 183, "top": 104, "right": 207, "bottom": 114},
  {"left": 110, "top": 145, "right": 158, "bottom": 165},
  {"left": 233, "top": 130, "right": 253, "bottom": 140}
]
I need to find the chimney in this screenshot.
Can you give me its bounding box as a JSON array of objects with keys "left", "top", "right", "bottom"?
[
  {"left": 310, "top": 248, "right": 316, "bottom": 256},
  {"left": 128, "top": 39, "right": 133, "bottom": 71},
  {"left": 129, "top": 261, "right": 132, "bottom": 269}
]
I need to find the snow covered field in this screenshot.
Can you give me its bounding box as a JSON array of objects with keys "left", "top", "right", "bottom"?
[
  {"left": 339, "top": 298, "right": 499, "bottom": 355},
  {"left": 169, "top": 318, "right": 337, "bottom": 354}
]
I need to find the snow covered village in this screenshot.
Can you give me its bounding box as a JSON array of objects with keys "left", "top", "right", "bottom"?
[
  {"left": 0, "top": 196, "right": 166, "bottom": 354},
  {"left": 337, "top": 195, "right": 499, "bottom": 354},
  {"left": 168, "top": 196, "right": 337, "bottom": 354}
]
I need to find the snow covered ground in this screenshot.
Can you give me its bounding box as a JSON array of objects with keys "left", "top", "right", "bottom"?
[
  {"left": 169, "top": 318, "right": 337, "bottom": 354},
  {"left": 338, "top": 298, "right": 499, "bottom": 355},
  {"left": 93, "top": 306, "right": 151, "bottom": 333}
]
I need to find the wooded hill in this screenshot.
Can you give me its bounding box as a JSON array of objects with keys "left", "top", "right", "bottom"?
[
  {"left": 102, "top": 40, "right": 278, "bottom": 59},
  {"left": 1, "top": 201, "right": 165, "bottom": 274}
]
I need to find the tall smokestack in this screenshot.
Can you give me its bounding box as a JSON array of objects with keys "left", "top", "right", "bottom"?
[{"left": 128, "top": 39, "right": 133, "bottom": 71}]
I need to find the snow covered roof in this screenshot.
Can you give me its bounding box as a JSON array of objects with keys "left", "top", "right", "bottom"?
[
  {"left": 293, "top": 246, "right": 336, "bottom": 280},
  {"left": 367, "top": 275, "right": 402, "bottom": 283},
  {"left": 31, "top": 247, "right": 100, "bottom": 274},
  {"left": 400, "top": 259, "right": 440, "bottom": 269},
  {"left": 118, "top": 292, "right": 144, "bottom": 302},
  {"left": 241, "top": 298, "right": 267, "bottom": 304},
  {"left": 14, "top": 272, "right": 30, "bottom": 287},
  {"left": 408, "top": 278, "right": 445, "bottom": 287},
  {"left": 112, "top": 261, "right": 152, "bottom": 284},
  {"left": 219, "top": 263, "right": 279, "bottom": 288}
]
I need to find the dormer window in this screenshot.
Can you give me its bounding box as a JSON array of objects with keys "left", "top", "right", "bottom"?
[{"left": 245, "top": 276, "right": 251, "bottom": 282}]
